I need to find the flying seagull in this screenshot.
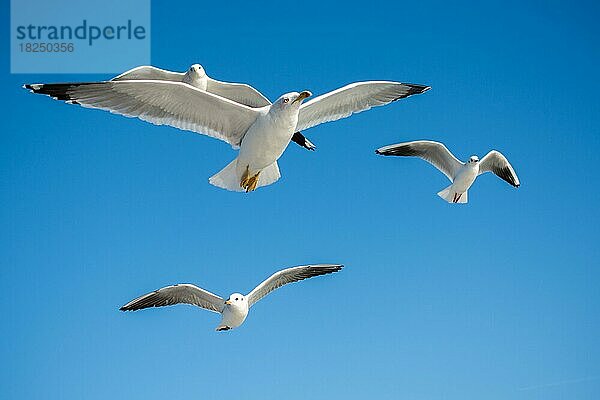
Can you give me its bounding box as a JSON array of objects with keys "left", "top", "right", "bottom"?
[
  {"left": 375, "top": 140, "right": 520, "bottom": 203},
  {"left": 111, "top": 64, "right": 315, "bottom": 150},
  {"left": 24, "top": 78, "right": 429, "bottom": 192},
  {"left": 120, "top": 264, "right": 343, "bottom": 331}
]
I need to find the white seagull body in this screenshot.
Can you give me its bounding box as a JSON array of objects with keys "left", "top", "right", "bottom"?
[
  {"left": 120, "top": 264, "right": 343, "bottom": 331},
  {"left": 375, "top": 140, "right": 520, "bottom": 203},
  {"left": 25, "top": 74, "right": 429, "bottom": 192},
  {"left": 209, "top": 90, "right": 311, "bottom": 191}
]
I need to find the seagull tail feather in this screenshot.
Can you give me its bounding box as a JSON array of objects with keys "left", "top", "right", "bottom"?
[
  {"left": 437, "top": 186, "right": 468, "bottom": 204},
  {"left": 209, "top": 157, "right": 245, "bottom": 192},
  {"left": 437, "top": 185, "right": 453, "bottom": 202},
  {"left": 209, "top": 158, "right": 281, "bottom": 192},
  {"left": 256, "top": 161, "right": 281, "bottom": 189}
]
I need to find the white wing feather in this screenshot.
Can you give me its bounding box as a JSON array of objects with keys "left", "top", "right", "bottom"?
[
  {"left": 120, "top": 284, "right": 225, "bottom": 313},
  {"left": 376, "top": 140, "right": 464, "bottom": 181},
  {"left": 246, "top": 264, "right": 343, "bottom": 307},
  {"left": 111, "top": 65, "right": 185, "bottom": 82},
  {"left": 207, "top": 77, "right": 271, "bottom": 108},
  {"left": 25, "top": 80, "right": 259, "bottom": 148},
  {"left": 479, "top": 150, "right": 520, "bottom": 187},
  {"left": 296, "top": 81, "right": 430, "bottom": 132}
]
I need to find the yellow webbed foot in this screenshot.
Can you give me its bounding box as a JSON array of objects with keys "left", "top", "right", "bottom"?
[
  {"left": 246, "top": 172, "right": 260, "bottom": 192},
  {"left": 240, "top": 165, "right": 249, "bottom": 189},
  {"left": 240, "top": 165, "right": 261, "bottom": 192}
]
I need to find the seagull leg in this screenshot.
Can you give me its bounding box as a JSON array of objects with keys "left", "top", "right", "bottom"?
[
  {"left": 240, "top": 165, "right": 250, "bottom": 190},
  {"left": 239, "top": 165, "right": 261, "bottom": 192},
  {"left": 216, "top": 326, "right": 231, "bottom": 331},
  {"left": 246, "top": 171, "right": 261, "bottom": 192}
]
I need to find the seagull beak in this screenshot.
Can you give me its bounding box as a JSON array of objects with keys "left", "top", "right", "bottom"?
[
  {"left": 292, "top": 90, "right": 312, "bottom": 104},
  {"left": 224, "top": 300, "right": 232, "bottom": 305}
]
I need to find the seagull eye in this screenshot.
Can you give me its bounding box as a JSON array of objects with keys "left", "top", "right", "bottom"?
[
  {"left": 283, "top": 98, "right": 289, "bottom": 104},
  {"left": 235, "top": 297, "right": 239, "bottom": 301}
]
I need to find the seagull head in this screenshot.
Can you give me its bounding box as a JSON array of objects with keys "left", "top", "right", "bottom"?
[
  {"left": 188, "top": 64, "right": 206, "bottom": 78},
  {"left": 224, "top": 293, "right": 247, "bottom": 308},
  {"left": 468, "top": 155, "right": 479, "bottom": 164},
  {"left": 275, "top": 91, "right": 312, "bottom": 109}
]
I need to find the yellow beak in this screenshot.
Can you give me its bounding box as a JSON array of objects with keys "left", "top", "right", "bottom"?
[
  {"left": 224, "top": 300, "right": 232, "bottom": 305},
  {"left": 292, "top": 90, "right": 312, "bottom": 104}
]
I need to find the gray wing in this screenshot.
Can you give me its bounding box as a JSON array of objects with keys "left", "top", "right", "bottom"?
[
  {"left": 120, "top": 284, "right": 225, "bottom": 313},
  {"left": 111, "top": 65, "right": 185, "bottom": 82},
  {"left": 247, "top": 264, "right": 343, "bottom": 307},
  {"left": 296, "top": 81, "right": 430, "bottom": 132},
  {"left": 24, "top": 80, "right": 259, "bottom": 148},
  {"left": 376, "top": 140, "right": 463, "bottom": 181},
  {"left": 207, "top": 77, "right": 271, "bottom": 108},
  {"left": 479, "top": 150, "right": 520, "bottom": 187}
]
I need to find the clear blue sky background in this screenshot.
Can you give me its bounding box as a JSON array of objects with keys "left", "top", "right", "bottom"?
[{"left": 1, "top": 1, "right": 599, "bottom": 399}]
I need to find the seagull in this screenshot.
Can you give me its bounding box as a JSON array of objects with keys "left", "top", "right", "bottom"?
[
  {"left": 120, "top": 264, "right": 343, "bottom": 331},
  {"left": 111, "top": 64, "right": 315, "bottom": 150},
  {"left": 24, "top": 77, "right": 430, "bottom": 192},
  {"left": 111, "top": 64, "right": 271, "bottom": 106},
  {"left": 375, "top": 140, "right": 520, "bottom": 203}
]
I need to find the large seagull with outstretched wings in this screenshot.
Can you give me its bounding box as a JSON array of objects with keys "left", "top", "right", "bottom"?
[{"left": 25, "top": 66, "right": 429, "bottom": 192}]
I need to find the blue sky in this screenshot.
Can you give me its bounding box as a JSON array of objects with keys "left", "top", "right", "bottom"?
[{"left": 1, "top": 0, "right": 599, "bottom": 399}]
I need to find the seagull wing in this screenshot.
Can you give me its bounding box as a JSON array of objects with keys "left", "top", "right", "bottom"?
[
  {"left": 291, "top": 131, "right": 317, "bottom": 151},
  {"left": 479, "top": 150, "right": 520, "bottom": 187},
  {"left": 120, "top": 284, "right": 225, "bottom": 313},
  {"left": 24, "top": 80, "right": 259, "bottom": 148},
  {"left": 296, "top": 81, "right": 430, "bottom": 132},
  {"left": 246, "top": 264, "right": 343, "bottom": 308},
  {"left": 207, "top": 77, "right": 272, "bottom": 108},
  {"left": 110, "top": 65, "right": 184, "bottom": 82},
  {"left": 375, "top": 140, "right": 463, "bottom": 181}
]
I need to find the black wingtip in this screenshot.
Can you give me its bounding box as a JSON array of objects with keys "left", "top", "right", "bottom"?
[
  {"left": 309, "top": 264, "right": 344, "bottom": 276},
  {"left": 375, "top": 148, "right": 395, "bottom": 156},
  {"left": 406, "top": 83, "right": 431, "bottom": 95},
  {"left": 391, "top": 83, "right": 431, "bottom": 102},
  {"left": 24, "top": 83, "right": 47, "bottom": 93},
  {"left": 324, "top": 264, "right": 344, "bottom": 273},
  {"left": 23, "top": 82, "right": 83, "bottom": 103}
]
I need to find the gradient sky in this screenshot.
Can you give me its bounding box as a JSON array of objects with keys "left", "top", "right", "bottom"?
[{"left": 1, "top": 1, "right": 599, "bottom": 399}]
